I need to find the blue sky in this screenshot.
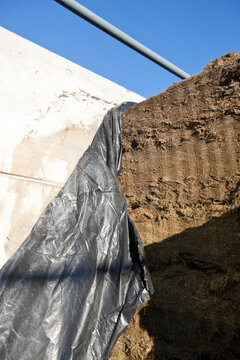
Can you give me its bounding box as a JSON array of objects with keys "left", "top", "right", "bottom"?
[{"left": 1, "top": 0, "right": 239, "bottom": 98}]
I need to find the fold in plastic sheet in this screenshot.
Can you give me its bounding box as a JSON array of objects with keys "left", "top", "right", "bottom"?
[{"left": 0, "top": 102, "right": 153, "bottom": 360}]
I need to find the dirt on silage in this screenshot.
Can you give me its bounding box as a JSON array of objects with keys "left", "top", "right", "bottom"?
[{"left": 110, "top": 52, "right": 240, "bottom": 359}]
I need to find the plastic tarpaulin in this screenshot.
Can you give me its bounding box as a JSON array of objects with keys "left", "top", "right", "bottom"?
[{"left": 0, "top": 103, "right": 153, "bottom": 360}]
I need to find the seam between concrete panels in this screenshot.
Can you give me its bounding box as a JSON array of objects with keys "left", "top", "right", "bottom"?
[{"left": 0, "top": 171, "right": 63, "bottom": 187}]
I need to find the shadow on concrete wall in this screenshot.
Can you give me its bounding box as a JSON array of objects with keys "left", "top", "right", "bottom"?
[{"left": 140, "top": 207, "right": 240, "bottom": 359}]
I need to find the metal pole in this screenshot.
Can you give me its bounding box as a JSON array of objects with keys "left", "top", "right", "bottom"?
[{"left": 54, "top": 0, "right": 190, "bottom": 79}]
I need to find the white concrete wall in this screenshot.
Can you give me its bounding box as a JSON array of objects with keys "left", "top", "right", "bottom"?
[{"left": 0, "top": 26, "right": 145, "bottom": 268}]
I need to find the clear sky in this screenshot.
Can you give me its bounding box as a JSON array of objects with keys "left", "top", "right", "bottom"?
[{"left": 1, "top": 0, "right": 239, "bottom": 98}]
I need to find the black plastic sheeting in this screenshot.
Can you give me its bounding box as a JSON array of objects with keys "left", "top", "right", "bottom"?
[{"left": 0, "top": 103, "right": 153, "bottom": 360}]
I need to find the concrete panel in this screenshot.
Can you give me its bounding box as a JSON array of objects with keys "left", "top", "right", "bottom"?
[{"left": 0, "top": 26, "right": 145, "bottom": 267}]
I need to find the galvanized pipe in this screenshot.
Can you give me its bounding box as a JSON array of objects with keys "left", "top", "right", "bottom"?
[{"left": 54, "top": 0, "right": 190, "bottom": 79}]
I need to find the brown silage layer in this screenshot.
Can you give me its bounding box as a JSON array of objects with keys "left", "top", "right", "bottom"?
[{"left": 110, "top": 52, "right": 240, "bottom": 359}]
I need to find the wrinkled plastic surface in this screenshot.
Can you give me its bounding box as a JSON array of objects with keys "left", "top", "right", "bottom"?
[{"left": 0, "top": 103, "right": 153, "bottom": 360}]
